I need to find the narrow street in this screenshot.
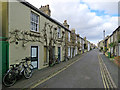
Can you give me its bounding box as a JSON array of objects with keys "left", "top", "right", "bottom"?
[
  {"left": 31, "top": 49, "right": 117, "bottom": 88},
  {"left": 1, "top": 1, "right": 119, "bottom": 90}
]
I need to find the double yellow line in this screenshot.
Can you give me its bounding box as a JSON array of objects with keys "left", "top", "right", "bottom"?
[{"left": 98, "top": 54, "right": 117, "bottom": 89}]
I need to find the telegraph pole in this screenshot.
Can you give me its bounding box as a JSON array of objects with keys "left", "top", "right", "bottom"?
[{"left": 103, "top": 30, "right": 105, "bottom": 55}]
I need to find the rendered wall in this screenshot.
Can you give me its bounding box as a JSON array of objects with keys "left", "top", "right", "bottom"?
[{"left": 8, "top": 1, "right": 65, "bottom": 69}]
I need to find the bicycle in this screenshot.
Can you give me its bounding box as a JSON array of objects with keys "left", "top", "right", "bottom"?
[
  {"left": 3, "top": 63, "right": 22, "bottom": 87},
  {"left": 22, "top": 57, "right": 34, "bottom": 71},
  {"left": 21, "top": 58, "right": 33, "bottom": 79},
  {"left": 3, "top": 57, "right": 33, "bottom": 87}
]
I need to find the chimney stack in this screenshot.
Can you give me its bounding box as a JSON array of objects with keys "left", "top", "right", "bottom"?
[
  {"left": 39, "top": 5, "right": 51, "bottom": 16},
  {"left": 63, "top": 20, "right": 69, "bottom": 29},
  {"left": 71, "top": 28, "right": 75, "bottom": 33}
]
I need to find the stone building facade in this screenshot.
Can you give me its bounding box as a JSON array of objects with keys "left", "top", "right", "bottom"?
[{"left": 98, "top": 26, "right": 120, "bottom": 57}]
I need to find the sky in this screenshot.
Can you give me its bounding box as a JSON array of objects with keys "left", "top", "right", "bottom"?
[{"left": 25, "top": 0, "right": 119, "bottom": 45}]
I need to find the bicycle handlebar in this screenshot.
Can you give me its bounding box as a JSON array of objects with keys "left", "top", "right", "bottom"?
[
  {"left": 10, "top": 57, "right": 32, "bottom": 68},
  {"left": 22, "top": 57, "right": 31, "bottom": 61},
  {"left": 10, "top": 64, "right": 20, "bottom": 68}
]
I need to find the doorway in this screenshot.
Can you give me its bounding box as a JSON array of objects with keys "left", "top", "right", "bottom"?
[
  {"left": 0, "top": 40, "right": 9, "bottom": 77},
  {"left": 31, "top": 46, "right": 38, "bottom": 69},
  {"left": 58, "top": 47, "right": 61, "bottom": 62}
]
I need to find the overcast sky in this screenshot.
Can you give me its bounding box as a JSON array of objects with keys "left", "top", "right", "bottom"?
[{"left": 26, "top": 0, "right": 119, "bottom": 45}]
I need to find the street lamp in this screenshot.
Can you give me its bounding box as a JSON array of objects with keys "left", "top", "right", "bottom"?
[{"left": 103, "top": 30, "right": 105, "bottom": 55}]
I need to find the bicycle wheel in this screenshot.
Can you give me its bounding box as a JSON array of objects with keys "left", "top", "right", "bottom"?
[
  {"left": 24, "top": 67, "right": 33, "bottom": 79},
  {"left": 3, "top": 71, "right": 16, "bottom": 87}
]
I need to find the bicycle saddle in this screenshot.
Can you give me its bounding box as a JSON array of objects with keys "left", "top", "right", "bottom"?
[{"left": 10, "top": 65, "right": 15, "bottom": 67}]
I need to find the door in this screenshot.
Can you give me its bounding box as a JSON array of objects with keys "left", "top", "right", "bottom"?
[
  {"left": 52, "top": 46, "right": 55, "bottom": 60},
  {"left": 0, "top": 41, "right": 9, "bottom": 77},
  {"left": 44, "top": 46, "right": 47, "bottom": 63},
  {"left": 31, "top": 46, "right": 38, "bottom": 69},
  {"left": 71, "top": 47, "right": 73, "bottom": 58},
  {"left": 58, "top": 47, "right": 61, "bottom": 62}
]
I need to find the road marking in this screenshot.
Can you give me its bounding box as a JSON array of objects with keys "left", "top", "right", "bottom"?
[
  {"left": 100, "top": 55, "right": 117, "bottom": 88},
  {"left": 30, "top": 54, "right": 86, "bottom": 88},
  {"left": 98, "top": 53, "right": 117, "bottom": 88},
  {"left": 98, "top": 55, "right": 106, "bottom": 88}
]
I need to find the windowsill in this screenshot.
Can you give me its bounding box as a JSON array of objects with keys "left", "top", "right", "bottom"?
[
  {"left": 68, "top": 40, "right": 71, "bottom": 42},
  {"left": 57, "top": 37, "right": 63, "bottom": 40},
  {"left": 57, "top": 38, "right": 63, "bottom": 42},
  {"left": 68, "top": 39, "right": 70, "bottom": 42},
  {"left": 58, "top": 37, "right": 62, "bottom": 39},
  {"left": 30, "top": 30, "right": 40, "bottom": 34}
]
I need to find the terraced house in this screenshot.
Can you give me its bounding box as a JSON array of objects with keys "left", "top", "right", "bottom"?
[
  {"left": 98, "top": 26, "right": 120, "bottom": 57},
  {"left": 1, "top": 0, "right": 93, "bottom": 77},
  {"left": 111, "top": 26, "right": 120, "bottom": 56}
]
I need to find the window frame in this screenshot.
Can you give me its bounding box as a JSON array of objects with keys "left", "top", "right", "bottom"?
[
  {"left": 68, "top": 47, "right": 70, "bottom": 57},
  {"left": 58, "top": 27, "right": 61, "bottom": 38},
  {"left": 68, "top": 32, "right": 70, "bottom": 42},
  {"left": 30, "top": 11, "right": 39, "bottom": 32},
  {"left": 76, "top": 36, "right": 77, "bottom": 43}
]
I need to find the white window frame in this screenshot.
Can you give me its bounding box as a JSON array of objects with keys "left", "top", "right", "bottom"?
[
  {"left": 58, "top": 27, "right": 61, "bottom": 38},
  {"left": 71, "top": 47, "right": 73, "bottom": 58},
  {"left": 80, "top": 38, "right": 81, "bottom": 44},
  {"left": 31, "top": 12, "right": 39, "bottom": 32},
  {"left": 68, "top": 47, "right": 70, "bottom": 57},
  {"left": 68, "top": 32, "right": 70, "bottom": 42},
  {"left": 76, "top": 46, "right": 77, "bottom": 55}
]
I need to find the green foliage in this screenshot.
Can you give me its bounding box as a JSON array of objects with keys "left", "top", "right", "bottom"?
[
  {"left": 90, "top": 47, "right": 92, "bottom": 50},
  {"left": 109, "top": 43, "right": 114, "bottom": 47},
  {"left": 105, "top": 47, "right": 108, "bottom": 52},
  {"left": 78, "top": 41, "right": 80, "bottom": 44},
  {"left": 118, "top": 40, "right": 120, "bottom": 43},
  {"left": 109, "top": 42, "right": 117, "bottom": 47},
  {"left": 84, "top": 44, "right": 88, "bottom": 49},
  {"left": 111, "top": 56, "right": 114, "bottom": 59}
]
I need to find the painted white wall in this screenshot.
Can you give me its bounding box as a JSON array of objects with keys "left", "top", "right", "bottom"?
[
  {"left": 71, "top": 47, "right": 73, "bottom": 58},
  {"left": 88, "top": 43, "right": 90, "bottom": 51},
  {"left": 8, "top": 1, "right": 65, "bottom": 70}
]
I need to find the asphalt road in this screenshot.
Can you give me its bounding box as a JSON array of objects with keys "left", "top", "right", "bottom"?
[{"left": 35, "top": 49, "right": 104, "bottom": 88}]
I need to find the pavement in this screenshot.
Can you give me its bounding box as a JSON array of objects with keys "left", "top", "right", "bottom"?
[
  {"left": 100, "top": 53, "right": 120, "bottom": 89},
  {"left": 2, "top": 52, "right": 85, "bottom": 89}
]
